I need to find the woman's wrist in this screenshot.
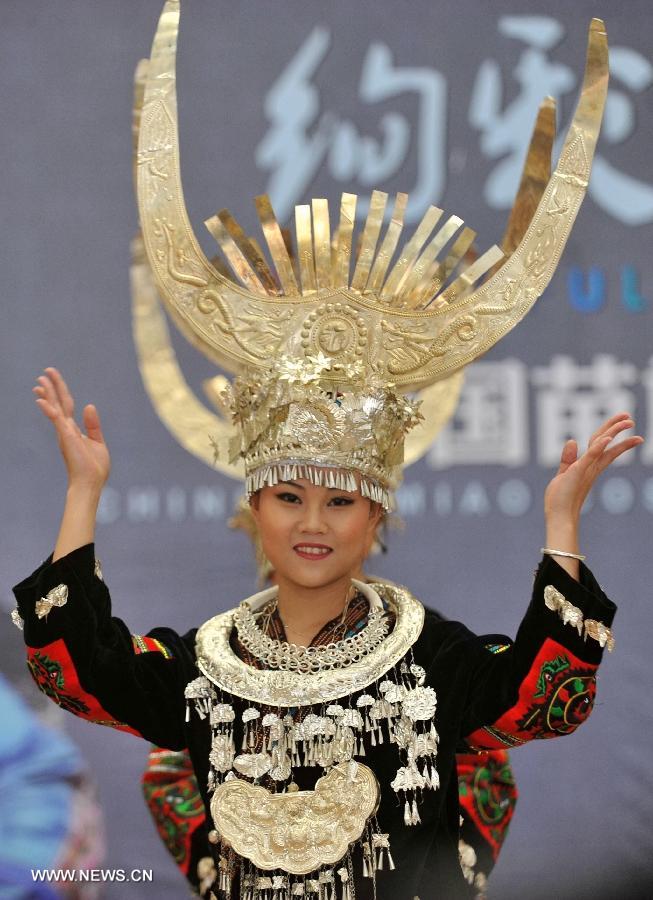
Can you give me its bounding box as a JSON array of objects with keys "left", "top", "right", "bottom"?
[
  {"left": 543, "top": 517, "right": 581, "bottom": 581},
  {"left": 66, "top": 481, "right": 104, "bottom": 506},
  {"left": 545, "top": 513, "right": 579, "bottom": 541}
]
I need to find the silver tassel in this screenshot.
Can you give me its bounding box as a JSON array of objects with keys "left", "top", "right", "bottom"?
[
  {"left": 336, "top": 867, "right": 351, "bottom": 900},
  {"left": 362, "top": 841, "right": 374, "bottom": 878}
]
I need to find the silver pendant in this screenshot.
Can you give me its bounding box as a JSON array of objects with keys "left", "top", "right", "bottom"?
[
  {"left": 233, "top": 752, "right": 272, "bottom": 779},
  {"left": 401, "top": 686, "right": 437, "bottom": 722}
]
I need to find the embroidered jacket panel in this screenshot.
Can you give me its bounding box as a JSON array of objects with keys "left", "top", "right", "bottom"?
[{"left": 13, "top": 544, "right": 616, "bottom": 899}]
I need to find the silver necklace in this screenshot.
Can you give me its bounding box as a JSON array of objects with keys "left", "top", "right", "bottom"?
[
  {"left": 233, "top": 579, "right": 390, "bottom": 673},
  {"left": 277, "top": 585, "right": 357, "bottom": 641}
]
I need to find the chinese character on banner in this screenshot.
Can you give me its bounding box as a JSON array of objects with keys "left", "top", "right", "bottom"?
[
  {"left": 469, "top": 15, "right": 653, "bottom": 226},
  {"left": 427, "top": 360, "right": 528, "bottom": 469},
  {"left": 256, "top": 27, "right": 446, "bottom": 222},
  {"left": 531, "top": 355, "right": 638, "bottom": 467}
]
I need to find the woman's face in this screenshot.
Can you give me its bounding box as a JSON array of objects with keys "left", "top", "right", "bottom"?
[{"left": 250, "top": 476, "right": 382, "bottom": 591}]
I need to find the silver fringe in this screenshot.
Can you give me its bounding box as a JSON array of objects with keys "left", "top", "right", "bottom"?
[{"left": 245, "top": 462, "right": 391, "bottom": 511}]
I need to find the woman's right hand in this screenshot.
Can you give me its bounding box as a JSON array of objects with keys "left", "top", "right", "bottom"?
[{"left": 34, "top": 367, "right": 111, "bottom": 493}]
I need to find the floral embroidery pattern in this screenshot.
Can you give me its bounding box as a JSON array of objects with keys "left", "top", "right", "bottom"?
[
  {"left": 26, "top": 639, "right": 140, "bottom": 736},
  {"left": 457, "top": 750, "right": 517, "bottom": 861},
  {"left": 142, "top": 749, "right": 206, "bottom": 873},
  {"left": 516, "top": 656, "right": 596, "bottom": 737},
  {"left": 28, "top": 651, "right": 91, "bottom": 717},
  {"left": 466, "top": 639, "right": 599, "bottom": 750}
]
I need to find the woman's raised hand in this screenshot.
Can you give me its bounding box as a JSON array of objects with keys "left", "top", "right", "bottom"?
[
  {"left": 544, "top": 412, "right": 643, "bottom": 527},
  {"left": 542, "top": 412, "right": 643, "bottom": 580},
  {"left": 33, "top": 368, "right": 111, "bottom": 493}
]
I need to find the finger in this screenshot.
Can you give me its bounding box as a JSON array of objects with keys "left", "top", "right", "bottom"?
[
  {"left": 588, "top": 417, "right": 635, "bottom": 449},
  {"left": 36, "top": 374, "right": 61, "bottom": 413},
  {"left": 557, "top": 439, "right": 578, "bottom": 474},
  {"left": 594, "top": 435, "right": 644, "bottom": 471},
  {"left": 588, "top": 412, "right": 631, "bottom": 446},
  {"left": 33, "top": 386, "right": 59, "bottom": 418},
  {"left": 45, "top": 367, "right": 75, "bottom": 418},
  {"left": 36, "top": 379, "right": 82, "bottom": 437},
  {"left": 34, "top": 396, "right": 59, "bottom": 422},
  {"left": 576, "top": 434, "right": 612, "bottom": 472},
  {"left": 82, "top": 404, "right": 104, "bottom": 443},
  {"left": 35, "top": 399, "right": 79, "bottom": 447}
]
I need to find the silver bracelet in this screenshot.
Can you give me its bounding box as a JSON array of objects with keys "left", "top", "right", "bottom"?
[{"left": 541, "top": 547, "right": 586, "bottom": 562}]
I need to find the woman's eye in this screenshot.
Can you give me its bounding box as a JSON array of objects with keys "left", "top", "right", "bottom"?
[
  {"left": 277, "top": 492, "right": 301, "bottom": 503},
  {"left": 329, "top": 496, "right": 354, "bottom": 507}
]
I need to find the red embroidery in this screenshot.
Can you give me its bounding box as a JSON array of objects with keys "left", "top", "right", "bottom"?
[
  {"left": 142, "top": 748, "right": 205, "bottom": 874},
  {"left": 466, "top": 638, "right": 598, "bottom": 750},
  {"left": 457, "top": 750, "right": 517, "bottom": 860},
  {"left": 27, "top": 639, "right": 141, "bottom": 737}
]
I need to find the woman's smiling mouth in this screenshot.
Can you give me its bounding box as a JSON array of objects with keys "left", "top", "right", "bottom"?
[{"left": 293, "top": 543, "right": 333, "bottom": 559}]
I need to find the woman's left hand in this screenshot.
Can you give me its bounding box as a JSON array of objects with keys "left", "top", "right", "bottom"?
[{"left": 544, "top": 412, "right": 644, "bottom": 527}]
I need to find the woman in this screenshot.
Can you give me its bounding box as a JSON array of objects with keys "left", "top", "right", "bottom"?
[
  {"left": 141, "top": 503, "right": 518, "bottom": 897},
  {"left": 13, "top": 364, "right": 640, "bottom": 899}
]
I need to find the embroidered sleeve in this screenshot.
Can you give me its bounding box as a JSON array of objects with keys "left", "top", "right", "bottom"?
[
  {"left": 141, "top": 746, "right": 207, "bottom": 887},
  {"left": 461, "top": 555, "right": 616, "bottom": 750},
  {"left": 12, "top": 543, "right": 191, "bottom": 749},
  {"left": 456, "top": 749, "right": 517, "bottom": 872}
]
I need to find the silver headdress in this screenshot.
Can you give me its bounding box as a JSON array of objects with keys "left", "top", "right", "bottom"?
[{"left": 133, "top": 1, "right": 608, "bottom": 507}]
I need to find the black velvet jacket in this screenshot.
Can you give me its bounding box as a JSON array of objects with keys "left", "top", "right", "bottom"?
[{"left": 13, "top": 545, "right": 616, "bottom": 899}]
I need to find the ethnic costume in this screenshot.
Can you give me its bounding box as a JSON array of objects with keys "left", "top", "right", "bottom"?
[
  {"left": 14, "top": 2, "right": 616, "bottom": 897},
  {"left": 13, "top": 547, "right": 614, "bottom": 899},
  {"left": 142, "top": 596, "right": 517, "bottom": 899}
]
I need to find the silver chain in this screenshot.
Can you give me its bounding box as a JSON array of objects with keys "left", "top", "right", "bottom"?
[{"left": 233, "top": 599, "right": 390, "bottom": 673}]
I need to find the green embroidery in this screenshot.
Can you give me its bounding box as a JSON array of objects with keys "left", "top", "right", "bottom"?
[{"left": 534, "top": 654, "right": 570, "bottom": 699}]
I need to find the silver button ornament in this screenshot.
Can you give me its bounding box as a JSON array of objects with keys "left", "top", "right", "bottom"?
[{"left": 35, "top": 583, "right": 68, "bottom": 620}]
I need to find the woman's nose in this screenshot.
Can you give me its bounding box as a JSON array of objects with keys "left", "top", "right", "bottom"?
[{"left": 298, "top": 504, "right": 328, "bottom": 533}]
